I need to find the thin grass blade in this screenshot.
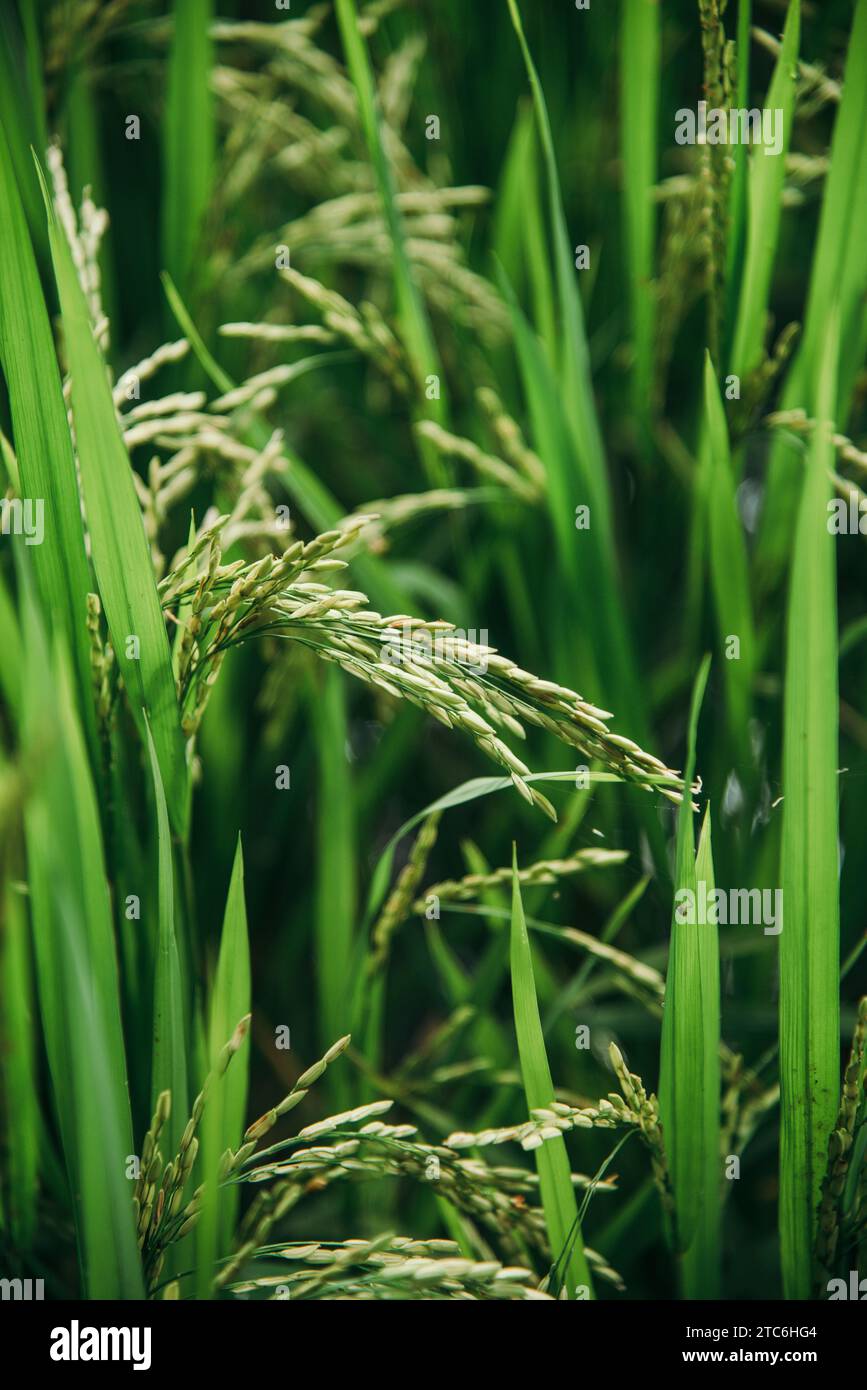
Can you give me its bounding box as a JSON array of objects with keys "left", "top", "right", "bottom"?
[
  {"left": 36, "top": 158, "right": 188, "bottom": 831},
  {"left": 511, "top": 845, "right": 593, "bottom": 1298},
  {"left": 620, "top": 0, "right": 660, "bottom": 428},
  {"left": 680, "top": 805, "right": 721, "bottom": 1298},
  {"left": 0, "top": 121, "right": 93, "bottom": 721},
  {"left": 314, "top": 669, "right": 356, "bottom": 1103},
  {"left": 334, "top": 0, "right": 449, "bottom": 488},
  {"left": 729, "top": 0, "right": 799, "bottom": 381},
  {"left": 163, "top": 0, "right": 215, "bottom": 294},
  {"left": 0, "top": 828, "right": 39, "bottom": 1248},
  {"left": 196, "top": 836, "right": 251, "bottom": 1297},
  {"left": 703, "top": 354, "right": 755, "bottom": 756},
  {"left": 20, "top": 568, "right": 141, "bottom": 1296},
  {"left": 659, "top": 654, "right": 711, "bottom": 1258},
  {"left": 778, "top": 310, "right": 841, "bottom": 1298},
  {"left": 757, "top": 0, "right": 867, "bottom": 588},
  {"left": 145, "top": 717, "right": 188, "bottom": 1164},
  {"left": 506, "top": 0, "right": 610, "bottom": 530}
]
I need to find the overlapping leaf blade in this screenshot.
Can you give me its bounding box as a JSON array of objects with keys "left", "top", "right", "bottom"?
[
  {"left": 778, "top": 312, "right": 840, "bottom": 1298},
  {"left": 20, "top": 570, "right": 141, "bottom": 1297},
  {"left": 0, "top": 120, "right": 93, "bottom": 721},
  {"left": 146, "top": 718, "right": 188, "bottom": 1165},
  {"left": 36, "top": 158, "right": 188, "bottom": 831},
  {"left": 197, "top": 837, "right": 251, "bottom": 1296},
  {"left": 511, "top": 847, "right": 593, "bottom": 1299}
]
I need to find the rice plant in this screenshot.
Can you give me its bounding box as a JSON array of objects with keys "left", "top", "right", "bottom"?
[{"left": 0, "top": 0, "right": 865, "bottom": 1308}]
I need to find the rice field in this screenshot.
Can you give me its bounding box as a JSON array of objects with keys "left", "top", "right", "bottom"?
[{"left": 0, "top": 0, "right": 866, "bottom": 1310}]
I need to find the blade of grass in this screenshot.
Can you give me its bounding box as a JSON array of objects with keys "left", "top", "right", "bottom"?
[
  {"left": 729, "top": 0, "right": 800, "bottom": 382},
  {"left": 757, "top": 0, "right": 867, "bottom": 590},
  {"left": 704, "top": 354, "right": 755, "bottom": 760},
  {"left": 0, "top": 4, "right": 47, "bottom": 258},
  {"left": 197, "top": 836, "right": 251, "bottom": 1297},
  {"left": 64, "top": 53, "right": 118, "bottom": 333},
  {"left": 145, "top": 717, "right": 188, "bottom": 1164},
  {"left": 314, "top": 667, "right": 355, "bottom": 1104},
  {"left": 680, "top": 805, "right": 721, "bottom": 1298},
  {"left": 20, "top": 566, "right": 141, "bottom": 1296},
  {"left": 620, "top": 0, "right": 660, "bottom": 431},
  {"left": 162, "top": 0, "right": 214, "bottom": 294},
  {"left": 494, "top": 100, "right": 557, "bottom": 364},
  {"left": 723, "top": 0, "right": 751, "bottom": 333},
  {"left": 0, "top": 832, "right": 39, "bottom": 1249},
  {"left": 0, "top": 567, "right": 22, "bottom": 719},
  {"left": 659, "top": 653, "right": 711, "bottom": 1259},
  {"left": 511, "top": 845, "right": 594, "bottom": 1299},
  {"left": 334, "top": 0, "right": 449, "bottom": 486},
  {"left": 500, "top": 269, "right": 668, "bottom": 875},
  {"left": 36, "top": 157, "right": 188, "bottom": 832},
  {"left": 0, "top": 120, "right": 94, "bottom": 726},
  {"left": 778, "top": 308, "right": 840, "bottom": 1298},
  {"left": 506, "top": 0, "right": 610, "bottom": 533}
]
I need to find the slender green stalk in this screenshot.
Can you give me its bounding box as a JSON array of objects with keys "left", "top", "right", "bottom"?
[
  {"left": 334, "top": 0, "right": 449, "bottom": 488},
  {"left": 778, "top": 310, "right": 840, "bottom": 1298},
  {"left": 511, "top": 847, "right": 593, "bottom": 1298},
  {"left": 620, "top": 0, "right": 660, "bottom": 430},
  {"left": 36, "top": 158, "right": 188, "bottom": 831},
  {"left": 659, "top": 655, "right": 712, "bottom": 1263},
  {"left": 163, "top": 0, "right": 215, "bottom": 294},
  {"left": 197, "top": 838, "right": 251, "bottom": 1297}
]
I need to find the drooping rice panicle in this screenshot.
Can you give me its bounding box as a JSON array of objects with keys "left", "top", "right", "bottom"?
[{"left": 413, "top": 848, "right": 628, "bottom": 908}]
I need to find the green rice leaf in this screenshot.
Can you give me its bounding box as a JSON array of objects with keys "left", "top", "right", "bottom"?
[
  {"left": 0, "top": 119, "right": 93, "bottom": 721},
  {"left": 20, "top": 567, "right": 141, "bottom": 1297},
  {"left": 145, "top": 717, "right": 188, "bottom": 1164},
  {"left": 197, "top": 836, "right": 250, "bottom": 1297},
  {"left": 620, "top": 0, "right": 660, "bottom": 423},
  {"left": 36, "top": 157, "right": 188, "bottom": 832},
  {"left": 680, "top": 805, "right": 721, "bottom": 1299},
  {"left": 163, "top": 0, "right": 215, "bottom": 293},
  {"left": 506, "top": 0, "right": 610, "bottom": 530},
  {"left": 334, "top": 0, "right": 449, "bottom": 487},
  {"left": 757, "top": 0, "right": 867, "bottom": 588},
  {"left": 0, "top": 568, "right": 22, "bottom": 719},
  {"left": 500, "top": 268, "right": 666, "bottom": 873},
  {"left": 729, "top": 0, "right": 800, "bottom": 381},
  {"left": 510, "top": 846, "right": 594, "bottom": 1299},
  {"left": 724, "top": 0, "right": 752, "bottom": 325},
  {"left": 0, "top": 834, "right": 39, "bottom": 1248},
  {"left": 498, "top": 271, "right": 640, "bottom": 705},
  {"left": 778, "top": 309, "right": 840, "bottom": 1299},
  {"left": 494, "top": 101, "right": 557, "bottom": 364},
  {"left": 703, "top": 354, "right": 755, "bottom": 751},
  {"left": 659, "top": 653, "right": 711, "bottom": 1257},
  {"left": 0, "top": 4, "right": 47, "bottom": 258},
  {"left": 314, "top": 668, "right": 356, "bottom": 1100}
]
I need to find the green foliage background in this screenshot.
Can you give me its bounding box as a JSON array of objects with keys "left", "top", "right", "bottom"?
[{"left": 1, "top": 0, "right": 866, "bottom": 1301}]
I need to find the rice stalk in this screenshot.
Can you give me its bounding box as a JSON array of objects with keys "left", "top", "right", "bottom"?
[{"left": 778, "top": 309, "right": 841, "bottom": 1298}]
